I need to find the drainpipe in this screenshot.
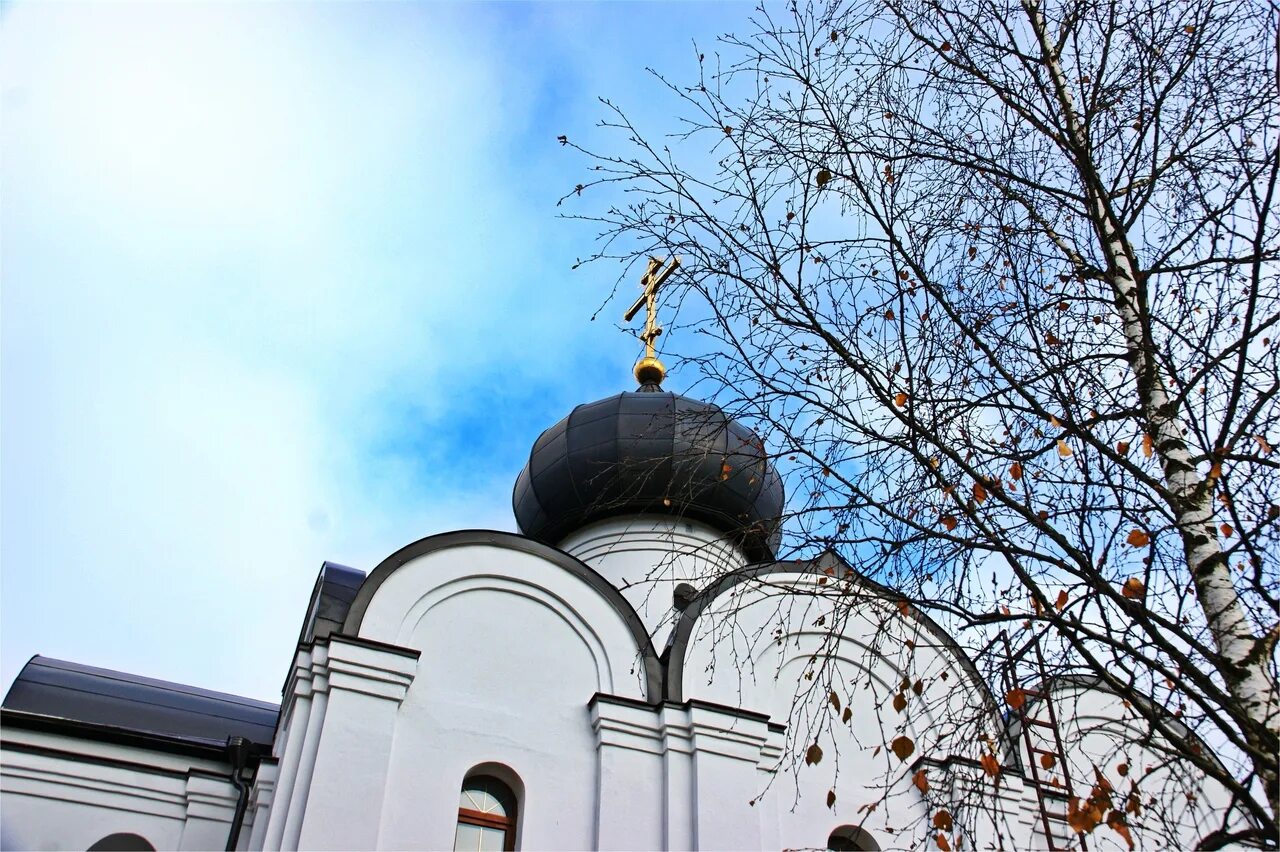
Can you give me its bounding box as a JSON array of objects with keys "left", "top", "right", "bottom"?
[{"left": 225, "top": 736, "right": 252, "bottom": 851}]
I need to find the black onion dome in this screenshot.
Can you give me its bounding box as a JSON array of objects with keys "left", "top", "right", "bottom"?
[{"left": 513, "top": 386, "right": 784, "bottom": 562}]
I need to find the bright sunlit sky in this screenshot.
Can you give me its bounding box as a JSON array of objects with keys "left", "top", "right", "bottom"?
[{"left": 1, "top": 1, "right": 755, "bottom": 702}]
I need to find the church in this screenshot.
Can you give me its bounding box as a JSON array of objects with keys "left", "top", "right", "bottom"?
[{"left": 0, "top": 263, "right": 1235, "bottom": 850}]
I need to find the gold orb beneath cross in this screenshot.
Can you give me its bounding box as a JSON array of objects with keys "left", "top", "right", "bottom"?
[{"left": 634, "top": 356, "right": 666, "bottom": 386}]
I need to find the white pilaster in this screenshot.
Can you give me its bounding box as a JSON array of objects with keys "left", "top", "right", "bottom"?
[{"left": 293, "top": 636, "right": 417, "bottom": 851}]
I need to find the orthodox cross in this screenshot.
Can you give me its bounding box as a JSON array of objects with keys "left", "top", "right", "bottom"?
[{"left": 623, "top": 255, "right": 681, "bottom": 361}]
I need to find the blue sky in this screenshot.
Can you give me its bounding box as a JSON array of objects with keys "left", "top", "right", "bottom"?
[{"left": 1, "top": 0, "right": 754, "bottom": 701}]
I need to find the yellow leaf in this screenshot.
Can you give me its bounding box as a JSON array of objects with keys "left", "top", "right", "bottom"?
[
  {"left": 1126, "top": 529, "right": 1150, "bottom": 547},
  {"left": 1057, "top": 439, "right": 1073, "bottom": 457},
  {"left": 891, "top": 735, "right": 915, "bottom": 762}
]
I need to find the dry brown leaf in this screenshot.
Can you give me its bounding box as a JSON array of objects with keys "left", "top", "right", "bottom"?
[
  {"left": 894, "top": 392, "right": 908, "bottom": 407},
  {"left": 1055, "top": 589, "right": 1069, "bottom": 611},
  {"left": 826, "top": 789, "right": 836, "bottom": 809},
  {"left": 936, "top": 832, "right": 951, "bottom": 851},
  {"left": 1142, "top": 433, "right": 1154, "bottom": 457},
  {"left": 1256, "top": 434, "right": 1272, "bottom": 454},
  {"left": 1057, "top": 439, "right": 1073, "bottom": 457},
  {"left": 913, "top": 769, "right": 929, "bottom": 794},
  {"left": 1010, "top": 461, "right": 1023, "bottom": 480},
  {"left": 885, "top": 309, "right": 896, "bottom": 320},
  {"left": 1116, "top": 762, "right": 1128, "bottom": 776},
  {"left": 891, "top": 735, "right": 915, "bottom": 762},
  {"left": 805, "top": 743, "right": 823, "bottom": 765},
  {"left": 829, "top": 691, "right": 842, "bottom": 712},
  {"left": 933, "top": 810, "right": 953, "bottom": 831},
  {"left": 842, "top": 706, "right": 852, "bottom": 723},
  {"left": 1107, "top": 811, "right": 1135, "bottom": 850},
  {"left": 816, "top": 168, "right": 833, "bottom": 188},
  {"left": 1117, "top": 440, "right": 1130, "bottom": 453},
  {"left": 1040, "top": 753, "right": 1056, "bottom": 770},
  {"left": 897, "top": 600, "right": 912, "bottom": 618},
  {"left": 1121, "top": 577, "right": 1145, "bottom": 599},
  {"left": 1126, "top": 529, "right": 1150, "bottom": 547},
  {"left": 1220, "top": 523, "right": 1234, "bottom": 538},
  {"left": 973, "top": 481, "right": 988, "bottom": 504},
  {"left": 1006, "top": 687, "right": 1026, "bottom": 710},
  {"left": 941, "top": 515, "right": 958, "bottom": 531},
  {"left": 980, "top": 753, "right": 1001, "bottom": 778},
  {"left": 1068, "top": 797, "right": 1103, "bottom": 833},
  {"left": 893, "top": 692, "right": 907, "bottom": 713}
]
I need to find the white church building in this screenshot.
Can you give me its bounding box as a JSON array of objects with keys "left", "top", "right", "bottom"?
[{"left": 0, "top": 353, "right": 1236, "bottom": 850}]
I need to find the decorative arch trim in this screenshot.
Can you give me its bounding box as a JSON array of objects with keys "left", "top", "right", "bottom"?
[
  {"left": 662, "top": 550, "right": 996, "bottom": 714},
  {"left": 341, "top": 529, "right": 662, "bottom": 702}
]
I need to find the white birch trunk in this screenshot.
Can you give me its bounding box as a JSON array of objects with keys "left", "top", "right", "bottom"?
[{"left": 1023, "top": 0, "right": 1279, "bottom": 818}]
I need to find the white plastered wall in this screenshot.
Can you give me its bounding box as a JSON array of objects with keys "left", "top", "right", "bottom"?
[
  {"left": 273, "top": 539, "right": 654, "bottom": 851},
  {"left": 0, "top": 727, "right": 240, "bottom": 851},
  {"left": 675, "top": 570, "right": 1026, "bottom": 851},
  {"left": 559, "top": 515, "right": 748, "bottom": 649}
]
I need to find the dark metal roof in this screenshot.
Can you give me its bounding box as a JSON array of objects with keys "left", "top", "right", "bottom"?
[
  {"left": 300, "top": 561, "right": 367, "bottom": 644},
  {"left": 2, "top": 656, "right": 278, "bottom": 748},
  {"left": 513, "top": 388, "right": 784, "bottom": 561}
]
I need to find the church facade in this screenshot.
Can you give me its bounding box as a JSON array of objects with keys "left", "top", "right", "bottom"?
[{"left": 0, "top": 368, "right": 1233, "bottom": 850}]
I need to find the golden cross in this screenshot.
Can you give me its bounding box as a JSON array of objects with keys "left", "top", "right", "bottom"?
[{"left": 623, "top": 255, "right": 681, "bottom": 361}]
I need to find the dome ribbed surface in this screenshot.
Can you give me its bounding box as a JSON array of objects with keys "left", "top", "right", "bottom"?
[{"left": 513, "top": 389, "right": 784, "bottom": 561}]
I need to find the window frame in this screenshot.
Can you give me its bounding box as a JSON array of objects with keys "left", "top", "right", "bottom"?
[{"left": 455, "top": 775, "right": 517, "bottom": 852}]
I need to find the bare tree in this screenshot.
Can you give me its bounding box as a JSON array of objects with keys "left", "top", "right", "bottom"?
[{"left": 563, "top": 0, "right": 1280, "bottom": 846}]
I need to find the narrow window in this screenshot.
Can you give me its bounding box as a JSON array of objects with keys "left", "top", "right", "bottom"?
[
  {"left": 454, "top": 775, "right": 517, "bottom": 852},
  {"left": 828, "top": 825, "right": 879, "bottom": 851},
  {"left": 87, "top": 835, "right": 155, "bottom": 852}
]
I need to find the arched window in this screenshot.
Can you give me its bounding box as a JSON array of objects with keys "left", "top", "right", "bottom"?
[
  {"left": 828, "top": 825, "right": 880, "bottom": 851},
  {"left": 454, "top": 775, "right": 518, "bottom": 851},
  {"left": 86, "top": 834, "right": 155, "bottom": 852}
]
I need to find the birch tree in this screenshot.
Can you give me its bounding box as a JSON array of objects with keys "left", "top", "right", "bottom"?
[{"left": 565, "top": 0, "right": 1280, "bottom": 845}]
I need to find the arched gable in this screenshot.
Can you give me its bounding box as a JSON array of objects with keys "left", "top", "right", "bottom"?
[
  {"left": 343, "top": 530, "right": 661, "bottom": 702},
  {"left": 664, "top": 553, "right": 1005, "bottom": 850},
  {"left": 665, "top": 552, "right": 994, "bottom": 711}
]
